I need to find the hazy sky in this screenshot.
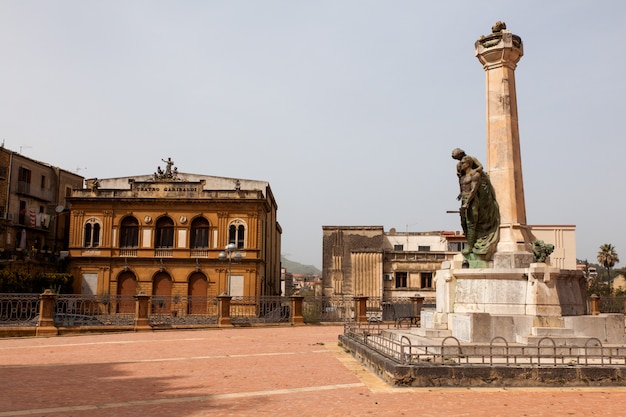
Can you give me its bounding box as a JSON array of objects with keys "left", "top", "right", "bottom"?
[{"left": 1, "top": 1, "right": 624, "bottom": 269}]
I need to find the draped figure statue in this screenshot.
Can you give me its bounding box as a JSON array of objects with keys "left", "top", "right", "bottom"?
[{"left": 451, "top": 148, "right": 500, "bottom": 263}]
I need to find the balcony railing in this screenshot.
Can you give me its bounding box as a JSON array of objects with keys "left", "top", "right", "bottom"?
[
  {"left": 155, "top": 249, "right": 173, "bottom": 257},
  {"left": 190, "top": 249, "right": 209, "bottom": 258},
  {"left": 119, "top": 249, "right": 137, "bottom": 257}
]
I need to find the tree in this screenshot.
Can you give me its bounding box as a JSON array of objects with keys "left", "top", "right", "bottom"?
[{"left": 597, "top": 244, "right": 619, "bottom": 284}]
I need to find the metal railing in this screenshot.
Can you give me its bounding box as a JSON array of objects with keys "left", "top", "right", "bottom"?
[
  {"left": 150, "top": 295, "right": 218, "bottom": 326},
  {"left": 302, "top": 296, "right": 355, "bottom": 323},
  {"left": 0, "top": 294, "right": 40, "bottom": 326},
  {"left": 344, "top": 323, "right": 626, "bottom": 367},
  {"left": 229, "top": 296, "right": 290, "bottom": 324},
  {"left": 0, "top": 293, "right": 441, "bottom": 329},
  {"left": 56, "top": 294, "right": 135, "bottom": 326},
  {"left": 599, "top": 297, "right": 626, "bottom": 313}
]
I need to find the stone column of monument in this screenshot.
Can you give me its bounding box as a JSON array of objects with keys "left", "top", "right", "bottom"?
[{"left": 475, "top": 22, "right": 534, "bottom": 268}]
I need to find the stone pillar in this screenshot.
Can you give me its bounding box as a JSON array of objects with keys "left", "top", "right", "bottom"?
[
  {"left": 217, "top": 294, "right": 233, "bottom": 326},
  {"left": 354, "top": 296, "right": 368, "bottom": 323},
  {"left": 475, "top": 22, "right": 534, "bottom": 268},
  {"left": 36, "top": 289, "right": 58, "bottom": 336},
  {"left": 134, "top": 292, "right": 152, "bottom": 331},
  {"left": 290, "top": 295, "right": 305, "bottom": 326},
  {"left": 590, "top": 294, "right": 600, "bottom": 316}
]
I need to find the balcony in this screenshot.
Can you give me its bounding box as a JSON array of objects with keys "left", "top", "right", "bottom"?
[
  {"left": 190, "top": 249, "right": 209, "bottom": 258},
  {"left": 119, "top": 249, "right": 137, "bottom": 257},
  {"left": 155, "top": 249, "right": 173, "bottom": 257}
]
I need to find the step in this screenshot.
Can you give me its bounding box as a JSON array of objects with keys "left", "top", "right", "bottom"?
[
  {"left": 516, "top": 334, "right": 595, "bottom": 347},
  {"left": 410, "top": 327, "right": 452, "bottom": 339},
  {"left": 531, "top": 327, "right": 575, "bottom": 337}
]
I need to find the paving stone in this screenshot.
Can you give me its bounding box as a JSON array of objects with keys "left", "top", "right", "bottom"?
[{"left": 0, "top": 326, "right": 624, "bottom": 416}]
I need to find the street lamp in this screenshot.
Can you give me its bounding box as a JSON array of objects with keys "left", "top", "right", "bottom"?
[{"left": 218, "top": 243, "right": 242, "bottom": 295}]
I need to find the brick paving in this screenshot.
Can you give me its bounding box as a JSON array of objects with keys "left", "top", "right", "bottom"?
[{"left": 0, "top": 325, "right": 625, "bottom": 416}]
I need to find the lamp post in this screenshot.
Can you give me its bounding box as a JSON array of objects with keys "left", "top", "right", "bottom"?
[{"left": 218, "top": 243, "right": 242, "bottom": 295}]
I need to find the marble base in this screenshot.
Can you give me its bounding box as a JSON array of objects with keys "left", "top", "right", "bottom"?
[{"left": 420, "top": 261, "right": 625, "bottom": 344}]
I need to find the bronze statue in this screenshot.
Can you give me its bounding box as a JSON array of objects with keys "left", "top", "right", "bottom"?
[
  {"left": 453, "top": 149, "right": 500, "bottom": 264},
  {"left": 452, "top": 148, "right": 483, "bottom": 181},
  {"left": 532, "top": 240, "right": 554, "bottom": 263}
]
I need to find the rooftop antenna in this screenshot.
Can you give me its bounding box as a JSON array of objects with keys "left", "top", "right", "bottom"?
[
  {"left": 19, "top": 145, "right": 31, "bottom": 154},
  {"left": 76, "top": 166, "right": 87, "bottom": 173},
  {"left": 405, "top": 222, "right": 418, "bottom": 248}
]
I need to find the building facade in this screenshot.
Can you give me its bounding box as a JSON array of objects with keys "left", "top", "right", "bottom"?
[
  {"left": 67, "top": 161, "right": 281, "bottom": 302},
  {"left": 529, "top": 225, "right": 577, "bottom": 270},
  {"left": 0, "top": 147, "right": 83, "bottom": 259},
  {"left": 322, "top": 226, "right": 465, "bottom": 301}
]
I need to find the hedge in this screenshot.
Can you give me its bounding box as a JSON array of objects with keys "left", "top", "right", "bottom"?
[{"left": 0, "top": 270, "right": 73, "bottom": 293}]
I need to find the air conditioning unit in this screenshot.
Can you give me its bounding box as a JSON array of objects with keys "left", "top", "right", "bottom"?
[{"left": 384, "top": 274, "right": 393, "bottom": 281}]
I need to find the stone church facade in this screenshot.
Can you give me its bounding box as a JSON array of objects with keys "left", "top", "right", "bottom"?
[{"left": 67, "top": 161, "right": 281, "bottom": 304}]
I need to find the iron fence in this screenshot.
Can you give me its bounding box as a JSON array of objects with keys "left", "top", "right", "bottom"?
[
  {"left": 55, "top": 295, "right": 135, "bottom": 326},
  {"left": 300, "top": 296, "right": 425, "bottom": 324},
  {"left": 229, "top": 296, "right": 290, "bottom": 324},
  {"left": 600, "top": 297, "right": 626, "bottom": 313},
  {"left": 0, "top": 293, "right": 431, "bottom": 327},
  {"left": 344, "top": 323, "right": 626, "bottom": 367},
  {"left": 0, "top": 293, "right": 39, "bottom": 326},
  {"left": 302, "top": 296, "right": 354, "bottom": 323},
  {"left": 150, "top": 295, "right": 218, "bottom": 326}
]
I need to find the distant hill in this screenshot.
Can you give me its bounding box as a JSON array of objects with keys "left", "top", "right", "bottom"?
[{"left": 281, "top": 256, "right": 321, "bottom": 275}]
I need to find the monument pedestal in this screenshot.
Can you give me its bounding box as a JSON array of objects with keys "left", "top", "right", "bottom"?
[{"left": 415, "top": 256, "right": 626, "bottom": 345}]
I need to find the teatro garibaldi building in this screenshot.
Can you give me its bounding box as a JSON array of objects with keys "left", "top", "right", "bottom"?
[{"left": 66, "top": 158, "right": 282, "bottom": 308}]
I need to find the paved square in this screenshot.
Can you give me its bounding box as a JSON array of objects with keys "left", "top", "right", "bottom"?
[{"left": 1, "top": 326, "right": 625, "bottom": 416}]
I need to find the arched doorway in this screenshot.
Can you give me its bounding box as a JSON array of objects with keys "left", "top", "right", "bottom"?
[
  {"left": 188, "top": 273, "right": 208, "bottom": 314},
  {"left": 117, "top": 272, "right": 137, "bottom": 313},
  {"left": 152, "top": 272, "right": 172, "bottom": 313}
]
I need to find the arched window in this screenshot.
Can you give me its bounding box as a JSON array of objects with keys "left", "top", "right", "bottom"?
[
  {"left": 155, "top": 216, "right": 174, "bottom": 248},
  {"left": 190, "top": 217, "right": 210, "bottom": 249},
  {"left": 83, "top": 218, "right": 101, "bottom": 248},
  {"left": 228, "top": 219, "right": 246, "bottom": 249},
  {"left": 120, "top": 216, "right": 139, "bottom": 248}
]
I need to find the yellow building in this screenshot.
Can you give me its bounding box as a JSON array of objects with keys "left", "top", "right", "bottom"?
[{"left": 67, "top": 160, "right": 281, "bottom": 305}]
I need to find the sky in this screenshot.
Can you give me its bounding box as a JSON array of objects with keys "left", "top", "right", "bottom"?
[{"left": 0, "top": 1, "right": 624, "bottom": 269}]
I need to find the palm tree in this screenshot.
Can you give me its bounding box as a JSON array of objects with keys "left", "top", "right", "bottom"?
[{"left": 597, "top": 244, "right": 619, "bottom": 284}]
